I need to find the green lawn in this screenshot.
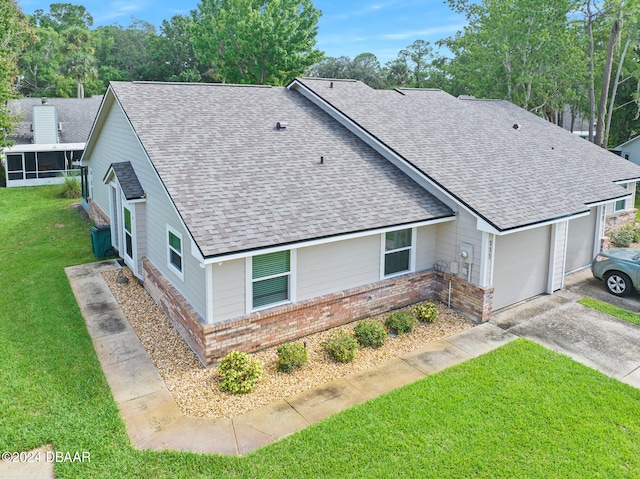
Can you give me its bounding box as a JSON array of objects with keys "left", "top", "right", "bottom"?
[
  {"left": 2, "top": 186, "right": 640, "bottom": 478},
  {"left": 578, "top": 297, "right": 640, "bottom": 327}
]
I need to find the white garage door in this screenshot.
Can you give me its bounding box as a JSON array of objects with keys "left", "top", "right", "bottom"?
[
  {"left": 565, "top": 209, "right": 597, "bottom": 272},
  {"left": 493, "top": 226, "right": 551, "bottom": 310}
]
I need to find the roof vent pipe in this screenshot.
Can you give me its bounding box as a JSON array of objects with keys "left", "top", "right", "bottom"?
[
  {"left": 276, "top": 121, "right": 288, "bottom": 130},
  {"left": 330, "top": 81, "right": 333, "bottom": 88}
]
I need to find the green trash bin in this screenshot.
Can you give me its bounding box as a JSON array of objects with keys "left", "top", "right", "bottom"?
[{"left": 90, "top": 225, "right": 113, "bottom": 260}]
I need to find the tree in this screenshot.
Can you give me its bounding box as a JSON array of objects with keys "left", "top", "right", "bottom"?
[
  {"left": 309, "top": 56, "right": 352, "bottom": 79},
  {"left": 309, "top": 53, "right": 387, "bottom": 88},
  {"left": 17, "top": 25, "right": 63, "bottom": 97},
  {"left": 148, "top": 15, "right": 208, "bottom": 82},
  {"left": 403, "top": 39, "right": 434, "bottom": 86},
  {"left": 93, "top": 20, "right": 157, "bottom": 83},
  {"left": 190, "top": 0, "right": 323, "bottom": 85},
  {"left": 442, "top": 0, "right": 586, "bottom": 118},
  {"left": 32, "top": 3, "right": 93, "bottom": 31},
  {"left": 0, "top": 1, "right": 36, "bottom": 147},
  {"left": 61, "top": 26, "right": 96, "bottom": 97}
]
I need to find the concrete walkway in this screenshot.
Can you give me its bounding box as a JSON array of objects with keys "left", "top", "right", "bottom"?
[
  {"left": 490, "top": 268, "right": 640, "bottom": 389},
  {"left": 64, "top": 261, "right": 517, "bottom": 456}
]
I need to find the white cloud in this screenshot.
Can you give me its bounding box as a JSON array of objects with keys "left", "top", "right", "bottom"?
[{"left": 380, "top": 22, "right": 466, "bottom": 41}]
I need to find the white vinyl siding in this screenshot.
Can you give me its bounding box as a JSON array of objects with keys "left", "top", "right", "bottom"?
[
  {"left": 211, "top": 259, "right": 246, "bottom": 321},
  {"left": 415, "top": 225, "right": 437, "bottom": 272},
  {"left": 297, "top": 235, "right": 380, "bottom": 301},
  {"left": 435, "top": 209, "right": 483, "bottom": 284},
  {"left": 84, "top": 98, "right": 206, "bottom": 318},
  {"left": 552, "top": 221, "right": 568, "bottom": 291}
]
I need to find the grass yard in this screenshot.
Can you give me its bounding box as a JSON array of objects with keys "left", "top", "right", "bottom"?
[
  {"left": 578, "top": 297, "right": 640, "bottom": 327},
  {"left": 2, "top": 186, "right": 640, "bottom": 478}
]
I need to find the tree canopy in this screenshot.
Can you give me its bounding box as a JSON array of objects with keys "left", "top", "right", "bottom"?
[
  {"left": 190, "top": 0, "right": 323, "bottom": 85},
  {"left": 4, "top": 0, "right": 640, "bottom": 146},
  {"left": 0, "top": 0, "right": 36, "bottom": 147}
]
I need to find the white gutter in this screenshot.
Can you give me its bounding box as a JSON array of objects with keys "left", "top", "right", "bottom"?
[{"left": 3, "top": 142, "right": 85, "bottom": 153}]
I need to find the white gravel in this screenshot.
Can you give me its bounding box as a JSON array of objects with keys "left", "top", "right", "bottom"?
[{"left": 103, "top": 268, "right": 475, "bottom": 418}]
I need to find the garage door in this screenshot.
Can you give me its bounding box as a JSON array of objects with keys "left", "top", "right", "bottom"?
[
  {"left": 565, "top": 208, "right": 597, "bottom": 272},
  {"left": 493, "top": 226, "right": 551, "bottom": 310}
]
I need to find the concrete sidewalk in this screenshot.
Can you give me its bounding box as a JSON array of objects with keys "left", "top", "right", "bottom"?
[{"left": 65, "top": 261, "right": 517, "bottom": 456}]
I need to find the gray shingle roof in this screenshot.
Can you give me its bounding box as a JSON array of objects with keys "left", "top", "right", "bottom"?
[
  {"left": 108, "top": 82, "right": 453, "bottom": 258},
  {"left": 106, "top": 161, "right": 145, "bottom": 200},
  {"left": 294, "top": 78, "right": 640, "bottom": 231},
  {"left": 7, "top": 96, "right": 103, "bottom": 144}
]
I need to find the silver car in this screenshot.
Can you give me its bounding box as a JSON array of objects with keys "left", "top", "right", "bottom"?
[{"left": 591, "top": 248, "right": 640, "bottom": 296}]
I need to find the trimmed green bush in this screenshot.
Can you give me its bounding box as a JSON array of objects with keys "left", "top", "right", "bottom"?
[
  {"left": 610, "top": 222, "right": 640, "bottom": 247},
  {"left": 218, "top": 350, "right": 263, "bottom": 394},
  {"left": 276, "top": 342, "right": 308, "bottom": 373},
  {"left": 385, "top": 310, "right": 416, "bottom": 335},
  {"left": 322, "top": 329, "right": 358, "bottom": 363},
  {"left": 414, "top": 302, "right": 438, "bottom": 323},
  {"left": 354, "top": 319, "right": 387, "bottom": 348}
]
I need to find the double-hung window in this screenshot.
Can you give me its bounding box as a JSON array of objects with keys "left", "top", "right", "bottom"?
[
  {"left": 167, "top": 226, "right": 184, "bottom": 279},
  {"left": 251, "top": 250, "right": 291, "bottom": 309},
  {"left": 383, "top": 228, "right": 413, "bottom": 277},
  {"left": 615, "top": 183, "right": 629, "bottom": 212}
]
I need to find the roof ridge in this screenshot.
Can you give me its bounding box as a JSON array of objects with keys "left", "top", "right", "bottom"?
[{"left": 128, "top": 81, "right": 273, "bottom": 89}]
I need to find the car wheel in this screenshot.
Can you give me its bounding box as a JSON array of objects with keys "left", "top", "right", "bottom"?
[{"left": 604, "top": 271, "right": 633, "bottom": 297}]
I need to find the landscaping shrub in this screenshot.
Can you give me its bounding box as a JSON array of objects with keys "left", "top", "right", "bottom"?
[
  {"left": 354, "top": 319, "right": 387, "bottom": 348},
  {"left": 60, "top": 173, "right": 81, "bottom": 198},
  {"left": 385, "top": 310, "right": 416, "bottom": 335},
  {"left": 610, "top": 223, "right": 640, "bottom": 247},
  {"left": 218, "top": 350, "right": 263, "bottom": 394},
  {"left": 322, "top": 329, "right": 358, "bottom": 363},
  {"left": 276, "top": 342, "right": 308, "bottom": 373},
  {"left": 414, "top": 302, "right": 438, "bottom": 323}
]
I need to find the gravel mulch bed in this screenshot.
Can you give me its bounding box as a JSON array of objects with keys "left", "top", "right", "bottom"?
[{"left": 103, "top": 268, "right": 475, "bottom": 419}]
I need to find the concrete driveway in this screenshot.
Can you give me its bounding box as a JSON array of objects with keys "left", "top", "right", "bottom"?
[{"left": 491, "top": 268, "right": 640, "bottom": 388}]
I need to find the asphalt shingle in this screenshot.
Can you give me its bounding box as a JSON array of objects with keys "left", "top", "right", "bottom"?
[
  {"left": 7, "top": 96, "right": 103, "bottom": 144},
  {"left": 108, "top": 161, "right": 145, "bottom": 200},
  {"left": 294, "top": 78, "right": 640, "bottom": 231},
  {"left": 109, "top": 82, "right": 453, "bottom": 258}
]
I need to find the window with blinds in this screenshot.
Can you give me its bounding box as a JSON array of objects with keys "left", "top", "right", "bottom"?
[
  {"left": 384, "top": 228, "right": 413, "bottom": 276},
  {"left": 252, "top": 250, "right": 290, "bottom": 309}
]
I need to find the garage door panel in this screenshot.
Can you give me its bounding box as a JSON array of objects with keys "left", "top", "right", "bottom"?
[
  {"left": 493, "top": 226, "right": 551, "bottom": 310},
  {"left": 566, "top": 209, "right": 597, "bottom": 272}
]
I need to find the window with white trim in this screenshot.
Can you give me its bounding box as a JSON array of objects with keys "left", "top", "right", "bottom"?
[
  {"left": 251, "top": 250, "right": 291, "bottom": 309},
  {"left": 383, "top": 228, "right": 413, "bottom": 277},
  {"left": 615, "top": 184, "right": 629, "bottom": 212},
  {"left": 167, "top": 226, "right": 183, "bottom": 279}
]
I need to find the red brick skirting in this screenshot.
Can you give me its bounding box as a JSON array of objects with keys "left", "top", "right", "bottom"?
[{"left": 142, "top": 258, "right": 493, "bottom": 365}]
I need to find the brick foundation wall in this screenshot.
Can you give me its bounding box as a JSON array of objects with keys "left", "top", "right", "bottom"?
[
  {"left": 88, "top": 199, "right": 110, "bottom": 226},
  {"left": 143, "top": 259, "right": 208, "bottom": 361},
  {"left": 432, "top": 272, "right": 493, "bottom": 323},
  {"left": 142, "top": 257, "right": 493, "bottom": 365}
]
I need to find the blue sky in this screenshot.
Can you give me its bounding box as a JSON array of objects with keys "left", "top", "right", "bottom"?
[{"left": 18, "top": 0, "right": 467, "bottom": 62}]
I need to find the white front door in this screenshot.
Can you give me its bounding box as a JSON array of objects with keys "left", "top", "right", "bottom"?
[{"left": 121, "top": 199, "right": 137, "bottom": 273}]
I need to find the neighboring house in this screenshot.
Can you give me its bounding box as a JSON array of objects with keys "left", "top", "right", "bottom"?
[
  {"left": 3, "top": 96, "right": 102, "bottom": 187},
  {"left": 612, "top": 135, "right": 640, "bottom": 166},
  {"left": 81, "top": 79, "right": 640, "bottom": 365}
]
